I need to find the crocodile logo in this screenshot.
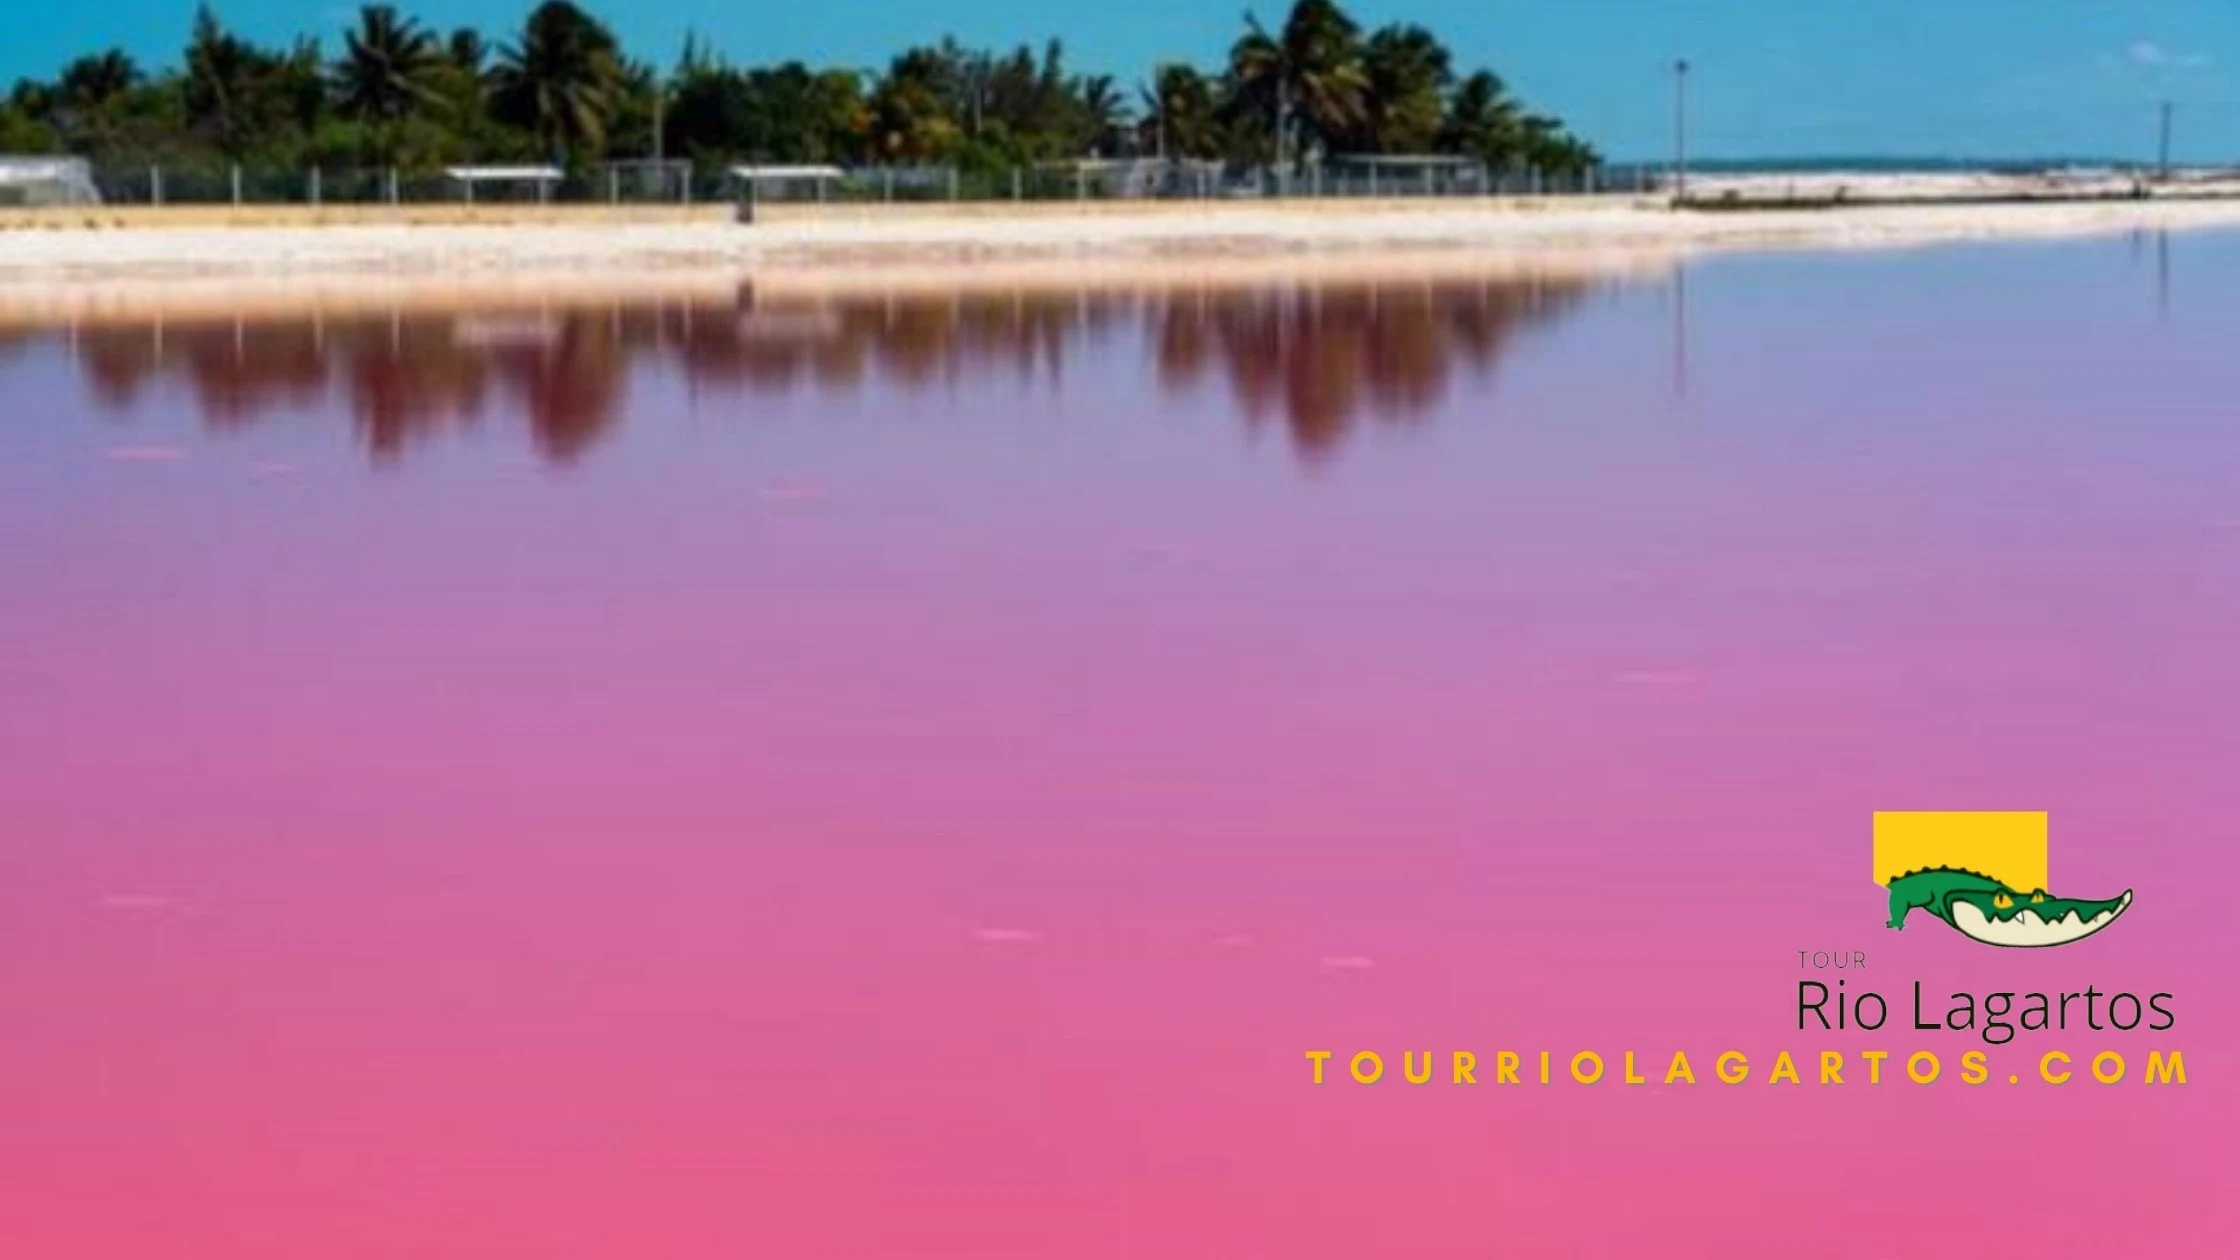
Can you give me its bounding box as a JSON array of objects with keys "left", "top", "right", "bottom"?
[{"left": 1874, "top": 812, "right": 2132, "bottom": 949}]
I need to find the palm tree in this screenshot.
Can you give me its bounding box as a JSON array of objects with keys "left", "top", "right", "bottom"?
[
  {"left": 1438, "top": 69, "right": 1523, "bottom": 167},
  {"left": 335, "top": 6, "right": 442, "bottom": 127},
  {"left": 1516, "top": 114, "right": 1599, "bottom": 177},
  {"left": 1141, "top": 64, "right": 1218, "bottom": 159},
  {"left": 184, "top": 6, "right": 287, "bottom": 156},
  {"left": 487, "top": 0, "right": 624, "bottom": 162},
  {"left": 446, "top": 28, "right": 487, "bottom": 75},
  {"left": 1074, "top": 74, "right": 1127, "bottom": 155},
  {"left": 1358, "top": 24, "right": 1450, "bottom": 153},
  {"left": 1227, "top": 0, "right": 1368, "bottom": 169}
]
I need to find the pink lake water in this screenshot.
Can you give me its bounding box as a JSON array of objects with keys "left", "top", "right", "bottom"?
[{"left": 2, "top": 237, "right": 2237, "bottom": 1257}]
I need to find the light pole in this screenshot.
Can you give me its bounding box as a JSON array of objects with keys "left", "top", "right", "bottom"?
[
  {"left": 1672, "top": 58, "right": 1691, "bottom": 204},
  {"left": 2157, "top": 99, "right": 2172, "bottom": 181}
]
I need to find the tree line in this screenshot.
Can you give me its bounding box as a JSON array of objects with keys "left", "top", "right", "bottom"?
[{"left": 0, "top": 0, "right": 1598, "bottom": 176}]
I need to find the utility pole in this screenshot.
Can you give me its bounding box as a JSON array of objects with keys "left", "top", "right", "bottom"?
[
  {"left": 1153, "top": 64, "right": 1166, "bottom": 162},
  {"left": 2157, "top": 100, "right": 2172, "bottom": 181},
  {"left": 1672, "top": 58, "right": 1691, "bottom": 204}
]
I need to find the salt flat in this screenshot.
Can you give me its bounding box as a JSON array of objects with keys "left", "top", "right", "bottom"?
[{"left": 2, "top": 186, "right": 2238, "bottom": 318}]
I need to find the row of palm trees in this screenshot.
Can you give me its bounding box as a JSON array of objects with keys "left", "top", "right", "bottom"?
[
  {"left": 1, "top": 0, "right": 1597, "bottom": 174},
  {"left": 1179, "top": 2, "right": 1592, "bottom": 171},
  {"left": 323, "top": 1, "right": 634, "bottom": 160}
]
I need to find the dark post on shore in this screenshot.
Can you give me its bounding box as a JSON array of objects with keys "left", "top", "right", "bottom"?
[{"left": 2158, "top": 101, "right": 2173, "bottom": 182}]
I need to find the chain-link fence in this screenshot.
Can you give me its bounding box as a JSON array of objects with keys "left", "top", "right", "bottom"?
[
  {"left": 59, "top": 157, "right": 2235, "bottom": 212},
  {"left": 69, "top": 158, "right": 1653, "bottom": 208}
]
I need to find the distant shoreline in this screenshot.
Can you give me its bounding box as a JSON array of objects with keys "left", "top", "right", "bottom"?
[{"left": 4, "top": 182, "right": 2238, "bottom": 323}]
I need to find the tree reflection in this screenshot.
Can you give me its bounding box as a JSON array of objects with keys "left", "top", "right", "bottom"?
[{"left": 37, "top": 274, "right": 1595, "bottom": 464}]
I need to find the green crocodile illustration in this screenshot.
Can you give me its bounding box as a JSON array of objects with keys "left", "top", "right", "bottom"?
[{"left": 1885, "top": 867, "right": 2132, "bottom": 949}]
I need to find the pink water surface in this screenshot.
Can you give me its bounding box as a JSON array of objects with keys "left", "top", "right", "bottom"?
[{"left": 3, "top": 240, "right": 2237, "bottom": 1257}]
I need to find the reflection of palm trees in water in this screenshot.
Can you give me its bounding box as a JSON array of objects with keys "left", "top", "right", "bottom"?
[
  {"left": 46, "top": 275, "right": 1595, "bottom": 463},
  {"left": 73, "top": 311, "right": 619, "bottom": 460},
  {"left": 339, "top": 317, "right": 492, "bottom": 457},
  {"left": 1154, "top": 278, "right": 1586, "bottom": 458}
]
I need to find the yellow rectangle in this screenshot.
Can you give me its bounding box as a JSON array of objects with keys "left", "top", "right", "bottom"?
[{"left": 1872, "top": 811, "right": 2047, "bottom": 891}]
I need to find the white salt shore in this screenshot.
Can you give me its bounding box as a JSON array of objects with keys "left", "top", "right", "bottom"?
[{"left": 3, "top": 187, "right": 2239, "bottom": 321}]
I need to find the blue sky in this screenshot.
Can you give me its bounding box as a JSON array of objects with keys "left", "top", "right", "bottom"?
[{"left": 9, "top": 1, "right": 2238, "bottom": 159}]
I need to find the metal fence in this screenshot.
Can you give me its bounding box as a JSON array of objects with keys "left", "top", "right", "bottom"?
[{"left": 71, "top": 159, "right": 1657, "bottom": 208}]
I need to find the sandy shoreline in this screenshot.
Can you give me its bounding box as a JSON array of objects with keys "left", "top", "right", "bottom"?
[
  {"left": 0, "top": 246, "right": 1669, "bottom": 329},
  {"left": 3, "top": 192, "right": 2237, "bottom": 323}
]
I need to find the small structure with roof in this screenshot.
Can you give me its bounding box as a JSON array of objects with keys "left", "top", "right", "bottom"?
[
  {"left": 1323, "top": 154, "right": 1489, "bottom": 196},
  {"left": 729, "top": 165, "right": 845, "bottom": 200},
  {"left": 728, "top": 165, "right": 847, "bottom": 222},
  {"left": 442, "top": 165, "right": 565, "bottom": 203}
]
